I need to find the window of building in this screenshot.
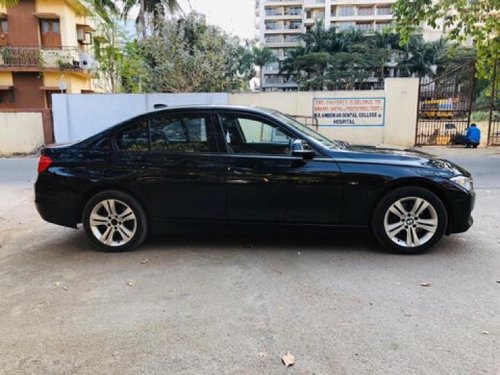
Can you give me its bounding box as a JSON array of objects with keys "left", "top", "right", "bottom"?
[
  {"left": 0, "top": 90, "right": 15, "bottom": 108},
  {"left": 287, "top": 21, "right": 302, "bottom": 30},
  {"left": 335, "top": 22, "right": 355, "bottom": 31},
  {"left": 337, "top": 6, "right": 355, "bottom": 17},
  {"left": 0, "top": 19, "right": 8, "bottom": 46},
  {"left": 265, "top": 8, "right": 283, "bottom": 17},
  {"left": 265, "top": 21, "right": 280, "bottom": 30},
  {"left": 1, "top": 19, "right": 8, "bottom": 33},
  {"left": 265, "top": 35, "right": 283, "bottom": 43},
  {"left": 149, "top": 114, "right": 212, "bottom": 153},
  {"left": 284, "top": 35, "right": 300, "bottom": 43},
  {"left": 357, "top": 6, "right": 374, "bottom": 16},
  {"left": 39, "top": 19, "right": 61, "bottom": 48},
  {"left": 375, "top": 22, "right": 392, "bottom": 31},
  {"left": 377, "top": 5, "right": 392, "bottom": 15},
  {"left": 284, "top": 6, "right": 302, "bottom": 16},
  {"left": 356, "top": 22, "right": 373, "bottom": 32}
]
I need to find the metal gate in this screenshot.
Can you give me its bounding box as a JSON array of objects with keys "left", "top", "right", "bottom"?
[
  {"left": 487, "top": 60, "right": 500, "bottom": 145},
  {"left": 415, "top": 62, "right": 475, "bottom": 145}
]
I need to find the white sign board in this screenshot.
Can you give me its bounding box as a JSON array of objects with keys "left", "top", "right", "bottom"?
[{"left": 313, "top": 97, "right": 385, "bottom": 127}]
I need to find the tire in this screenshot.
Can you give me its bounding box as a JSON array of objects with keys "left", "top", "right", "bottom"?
[
  {"left": 82, "top": 190, "right": 148, "bottom": 252},
  {"left": 372, "top": 187, "right": 448, "bottom": 254}
]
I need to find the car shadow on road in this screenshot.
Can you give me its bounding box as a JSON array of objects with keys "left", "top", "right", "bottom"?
[
  {"left": 44, "top": 224, "right": 472, "bottom": 259},
  {"left": 52, "top": 225, "right": 382, "bottom": 255}
]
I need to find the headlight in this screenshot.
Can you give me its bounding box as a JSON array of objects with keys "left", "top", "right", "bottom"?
[{"left": 450, "top": 175, "right": 473, "bottom": 191}]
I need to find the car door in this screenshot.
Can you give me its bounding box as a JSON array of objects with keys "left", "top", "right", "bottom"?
[
  {"left": 216, "top": 111, "right": 343, "bottom": 224},
  {"left": 112, "top": 111, "right": 225, "bottom": 222}
]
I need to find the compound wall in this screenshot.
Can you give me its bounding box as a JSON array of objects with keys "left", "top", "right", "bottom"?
[{"left": 51, "top": 78, "right": 419, "bottom": 148}]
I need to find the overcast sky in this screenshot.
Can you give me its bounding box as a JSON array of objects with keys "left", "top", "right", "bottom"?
[{"left": 178, "top": 0, "right": 256, "bottom": 40}]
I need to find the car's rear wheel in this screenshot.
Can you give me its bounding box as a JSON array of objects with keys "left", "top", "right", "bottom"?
[
  {"left": 83, "top": 190, "right": 147, "bottom": 251},
  {"left": 372, "top": 187, "right": 448, "bottom": 254}
]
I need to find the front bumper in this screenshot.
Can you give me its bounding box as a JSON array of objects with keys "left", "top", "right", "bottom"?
[{"left": 446, "top": 189, "right": 475, "bottom": 234}]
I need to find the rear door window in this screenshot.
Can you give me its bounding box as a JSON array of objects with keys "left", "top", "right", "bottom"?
[
  {"left": 115, "top": 121, "right": 149, "bottom": 151},
  {"left": 149, "top": 113, "right": 215, "bottom": 153}
]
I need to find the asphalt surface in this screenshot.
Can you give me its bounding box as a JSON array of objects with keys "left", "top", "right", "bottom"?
[{"left": 0, "top": 149, "right": 499, "bottom": 374}]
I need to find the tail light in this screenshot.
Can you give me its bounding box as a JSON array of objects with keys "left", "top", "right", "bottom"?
[{"left": 38, "top": 155, "right": 53, "bottom": 174}]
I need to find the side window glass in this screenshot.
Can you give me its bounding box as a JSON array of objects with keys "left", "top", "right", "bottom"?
[
  {"left": 115, "top": 121, "right": 149, "bottom": 151},
  {"left": 150, "top": 114, "right": 210, "bottom": 153},
  {"left": 219, "top": 114, "right": 293, "bottom": 155}
]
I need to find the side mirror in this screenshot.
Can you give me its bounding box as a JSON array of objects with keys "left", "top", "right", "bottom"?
[
  {"left": 292, "top": 149, "right": 315, "bottom": 160},
  {"left": 291, "top": 139, "right": 315, "bottom": 160}
]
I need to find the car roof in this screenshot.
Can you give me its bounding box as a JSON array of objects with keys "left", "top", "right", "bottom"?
[
  {"left": 144, "top": 104, "right": 277, "bottom": 117},
  {"left": 75, "top": 105, "right": 282, "bottom": 147}
]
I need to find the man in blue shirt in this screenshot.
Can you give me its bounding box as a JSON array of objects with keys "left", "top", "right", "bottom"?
[
  {"left": 465, "top": 123, "right": 481, "bottom": 148},
  {"left": 452, "top": 123, "right": 481, "bottom": 148}
]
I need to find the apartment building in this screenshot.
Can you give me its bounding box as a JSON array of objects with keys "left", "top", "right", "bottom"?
[
  {"left": 255, "top": 0, "right": 397, "bottom": 91},
  {"left": 0, "top": 0, "right": 96, "bottom": 110}
]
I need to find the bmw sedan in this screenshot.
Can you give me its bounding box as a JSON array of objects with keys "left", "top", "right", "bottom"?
[{"left": 35, "top": 105, "right": 474, "bottom": 254}]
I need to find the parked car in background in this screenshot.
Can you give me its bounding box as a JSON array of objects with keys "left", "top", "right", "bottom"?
[{"left": 35, "top": 106, "right": 475, "bottom": 254}]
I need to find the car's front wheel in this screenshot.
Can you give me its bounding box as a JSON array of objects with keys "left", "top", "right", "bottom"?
[
  {"left": 372, "top": 187, "right": 448, "bottom": 254},
  {"left": 82, "top": 190, "right": 148, "bottom": 251}
]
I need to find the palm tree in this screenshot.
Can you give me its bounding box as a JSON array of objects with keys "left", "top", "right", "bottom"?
[
  {"left": 399, "top": 36, "right": 446, "bottom": 77},
  {"left": 252, "top": 46, "right": 275, "bottom": 91},
  {"left": 88, "top": 0, "right": 119, "bottom": 25},
  {"left": 122, "top": 0, "right": 180, "bottom": 39}
]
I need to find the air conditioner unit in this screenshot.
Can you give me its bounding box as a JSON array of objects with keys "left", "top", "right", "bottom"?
[{"left": 78, "top": 52, "right": 96, "bottom": 70}]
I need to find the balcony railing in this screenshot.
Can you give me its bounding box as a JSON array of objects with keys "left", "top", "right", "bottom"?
[{"left": 0, "top": 46, "right": 93, "bottom": 72}]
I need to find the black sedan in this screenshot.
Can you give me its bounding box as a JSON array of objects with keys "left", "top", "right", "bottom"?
[{"left": 35, "top": 105, "right": 474, "bottom": 254}]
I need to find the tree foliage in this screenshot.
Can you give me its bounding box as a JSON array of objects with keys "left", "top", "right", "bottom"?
[
  {"left": 280, "top": 25, "right": 427, "bottom": 90},
  {"left": 136, "top": 13, "right": 255, "bottom": 92},
  {"left": 278, "top": 22, "right": 476, "bottom": 91},
  {"left": 393, "top": 0, "right": 499, "bottom": 78}
]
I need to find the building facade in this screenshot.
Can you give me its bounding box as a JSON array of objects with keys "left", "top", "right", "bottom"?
[
  {"left": 256, "top": 0, "right": 432, "bottom": 91},
  {"left": 0, "top": 0, "right": 96, "bottom": 110}
]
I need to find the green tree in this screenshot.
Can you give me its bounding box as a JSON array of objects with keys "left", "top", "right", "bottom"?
[
  {"left": 398, "top": 36, "right": 446, "bottom": 77},
  {"left": 252, "top": 46, "right": 275, "bottom": 91},
  {"left": 393, "top": 0, "right": 500, "bottom": 78},
  {"left": 293, "top": 52, "right": 331, "bottom": 90},
  {"left": 138, "top": 12, "right": 254, "bottom": 92},
  {"left": 327, "top": 52, "right": 373, "bottom": 90},
  {"left": 279, "top": 46, "right": 305, "bottom": 84}
]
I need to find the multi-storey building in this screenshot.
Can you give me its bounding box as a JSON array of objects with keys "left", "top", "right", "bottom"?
[
  {"left": 255, "top": 0, "right": 398, "bottom": 91},
  {"left": 0, "top": 0, "right": 96, "bottom": 110}
]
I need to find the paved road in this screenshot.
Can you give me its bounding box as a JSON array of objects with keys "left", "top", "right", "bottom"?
[{"left": 0, "top": 150, "right": 499, "bottom": 374}]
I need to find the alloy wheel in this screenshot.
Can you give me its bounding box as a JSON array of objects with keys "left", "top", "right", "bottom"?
[
  {"left": 383, "top": 196, "right": 438, "bottom": 248},
  {"left": 89, "top": 199, "right": 137, "bottom": 247}
]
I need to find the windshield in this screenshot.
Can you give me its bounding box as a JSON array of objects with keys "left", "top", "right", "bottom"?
[{"left": 264, "top": 109, "right": 348, "bottom": 150}]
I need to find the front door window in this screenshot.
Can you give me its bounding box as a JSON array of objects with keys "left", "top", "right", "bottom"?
[{"left": 219, "top": 114, "right": 293, "bottom": 155}]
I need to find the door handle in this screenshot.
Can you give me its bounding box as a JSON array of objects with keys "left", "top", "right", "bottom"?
[{"left": 227, "top": 167, "right": 244, "bottom": 175}]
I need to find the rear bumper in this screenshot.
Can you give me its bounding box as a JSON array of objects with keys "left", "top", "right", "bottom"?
[
  {"left": 34, "top": 176, "right": 81, "bottom": 228},
  {"left": 35, "top": 199, "right": 79, "bottom": 228}
]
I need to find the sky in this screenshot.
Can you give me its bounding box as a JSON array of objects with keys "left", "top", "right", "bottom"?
[{"left": 178, "top": 0, "right": 256, "bottom": 40}]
